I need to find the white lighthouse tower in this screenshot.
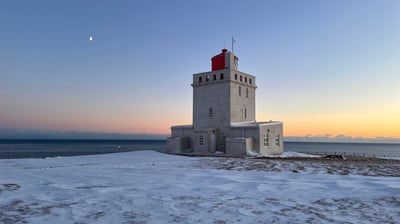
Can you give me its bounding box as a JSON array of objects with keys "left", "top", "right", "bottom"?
[{"left": 167, "top": 48, "right": 283, "bottom": 155}]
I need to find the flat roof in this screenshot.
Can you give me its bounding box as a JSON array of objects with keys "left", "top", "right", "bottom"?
[
  {"left": 230, "top": 121, "right": 282, "bottom": 128},
  {"left": 171, "top": 125, "right": 193, "bottom": 128}
]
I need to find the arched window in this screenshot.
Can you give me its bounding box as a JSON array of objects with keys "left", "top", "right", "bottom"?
[
  {"left": 240, "top": 75, "right": 242, "bottom": 82},
  {"left": 199, "top": 77, "right": 202, "bottom": 84},
  {"left": 240, "top": 107, "right": 247, "bottom": 119},
  {"left": 238, "top": 86, "right": 241, "bottom": 96},
  {"left": 206, "top": 75, "right": 210, "bottom": 82},
  {"left": 213, "top": 74, "right": 216, "bottom": 81},
  {"left": 235, "top": 74, "right": 238, "bottom": 80},
  {"left": 220, "top": 73, "right": 224, "bottom": 80},
  {"left": 246, "top": 88, "right": 249, "bottom": 98}
]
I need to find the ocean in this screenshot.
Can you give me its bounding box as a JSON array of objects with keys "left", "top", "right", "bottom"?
[
  {"left": 0, "top": 139, "right": 399, "bottom": 159},
  {"left": 0, "top": 139, "right": 166, "bottom": 159},
  {"left": 284, "top": 141, "right": 400, "bottom": 158}
]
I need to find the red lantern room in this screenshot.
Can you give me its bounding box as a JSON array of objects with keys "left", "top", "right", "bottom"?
[{"left": 211, "top": 49, "right": 227, "bottom": 71}]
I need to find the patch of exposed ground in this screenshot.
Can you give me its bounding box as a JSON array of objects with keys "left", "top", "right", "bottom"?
[
  {"left": 194, "top": 156, "right": 400, "bottom": 177},
  {"left": 0, "top": 183, "right": 20, "bottom": 194},
  {"left": 0, "top": 199, "right": 77, "bottom": 224}
]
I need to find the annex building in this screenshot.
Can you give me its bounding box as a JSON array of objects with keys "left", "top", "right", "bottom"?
[{"left": 167, "top": 48, "right": 283, "bottom": 155}]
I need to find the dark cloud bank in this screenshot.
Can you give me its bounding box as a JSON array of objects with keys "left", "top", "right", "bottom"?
[
  {"left": 0, "top": 129, "right": 167, "bottom": 140},
  {"left": 285, "top": 135, "right": 400, "bottom": 144}
]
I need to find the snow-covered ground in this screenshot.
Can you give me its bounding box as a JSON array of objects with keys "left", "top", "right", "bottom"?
[
  {"left": 0, "top": 151, "right": 399, "bottom": 223},
  {"left": 257, "top": 151, "right": 322, "bottom": 158}
]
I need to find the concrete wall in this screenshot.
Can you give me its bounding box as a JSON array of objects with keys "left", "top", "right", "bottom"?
[
  {"left": 230, "top": 81, "right": 256, "bottom": 123},
  {"left": 168, "top": 123, "right": 283, "bottom": 155},
  {"left": 192, "top": 71, "right": 256, "bottom": 127},
  {"left": 227, "top": 123, "right": 283, "bottom": 155},
  {"left": 258, "top": 122, "right": 284, "bottom": 155},
  {"left": 192, "top": 71, "right": 231, "bottom": 130},
  {"left": 225, "top": 51, "right": 235, "bottom": 70},
  {"left": 171, "top": 126, "right": 193, "bottom": 137},
  {"left": 229, "top": 70, "right": 256, "bottom": 123},
  {"left": 193, "top": 131, "right": 208, "bottom": 153},
  {"left": 227, "top": 126, "right": 259, "bottom": 153},
  {"left": 166, "top": 136, "right": 191, "bottom": 153},
  {"left": 226, "top": 137, "right": 253, "bottom": 156},
  {"left": 169, "top": 126, "right": 193, "bottom": 152}
]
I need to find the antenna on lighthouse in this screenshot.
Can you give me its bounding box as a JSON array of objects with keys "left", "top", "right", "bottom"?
[{"left": 231, "top": 36, "right": 236, "bottom": 54}]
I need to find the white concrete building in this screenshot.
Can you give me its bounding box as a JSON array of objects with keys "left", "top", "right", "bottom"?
[{"left": 167, "top": 49, "right": 283, "bottom": 156}]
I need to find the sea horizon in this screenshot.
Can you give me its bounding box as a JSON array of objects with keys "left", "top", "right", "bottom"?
[
  {"left": 1, "top": 138, "right": 400, "bottom": 143},
  {"left": 0, "top": 139, "right": 399, "bottom": 159}
]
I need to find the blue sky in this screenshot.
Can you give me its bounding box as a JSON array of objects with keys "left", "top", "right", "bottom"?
[{"left": 0, "top": 1, "right": 399, "bottom": 140}]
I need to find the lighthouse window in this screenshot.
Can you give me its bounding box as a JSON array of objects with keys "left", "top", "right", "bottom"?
[
  {"left": 213, "top": 74, "right": 216, "bottom": 81},
  {"left": 240, "top": 75, "right": 242, "bottom": 82},
  {"left": 220, "top": 73, "right": 224, "bottom": 80},
  {"left": 246, "top": 88, "right": 248, "bottom": 97},
  {"left": 206, "top": 75, "right": 210, "bottom": 82},
  {"left": 199, "top": 77, "right": 202, "bottom": 84},
  {"left": 264, "top": 130, "right": 270, "bottom": 147},
  {"left": 264, "top": 134, "right": 267, "bottom": 147},
  {"left": 245, "top": 77, "right": 247, "bottom": 83},
  {"left": 235, "top": 74, "right": 238, "bottom": 80},
  {"left": 275, "top": 134, "right": 280, "bottom": 146},
  {"left": 238, "top": 86, "right": 241, "bottom": 96}
]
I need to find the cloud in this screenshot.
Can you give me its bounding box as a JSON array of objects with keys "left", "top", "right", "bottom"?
[{"left": 285, "top": 135, "right": 400, "bottom": 144}]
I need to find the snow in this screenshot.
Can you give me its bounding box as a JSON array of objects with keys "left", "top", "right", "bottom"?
[
  {"left": 0, "top": 150, "right": 399, "bottom": 223},
  {"left": 246, "top": 150, "right": 260, "bottom": 156},
  {"left": 259, "top": 151, "right": 322, "bottom": 158},
  {"left": 247, "top": 151, "right": 319, "bottom": 158},
  {"left": 279, "top": 151, "right": 322, "bottom": 158},
  {"left": 378, "top": 156, "right": 400, "bottom": 161}
]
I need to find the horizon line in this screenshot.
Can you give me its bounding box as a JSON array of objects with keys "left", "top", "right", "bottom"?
[{"left": 1, "top": 129, "right": 400, "bottom": 143}]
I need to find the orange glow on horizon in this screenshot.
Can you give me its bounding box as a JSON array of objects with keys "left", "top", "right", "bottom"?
[
  {"left": 2, "top": 105, "right": 399, "bottom": 138},
  {"left": 270, "top": 112, "right": 400, "bottom": 139}
]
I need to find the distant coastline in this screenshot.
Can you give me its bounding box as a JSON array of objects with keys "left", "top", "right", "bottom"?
[
  {"left": 1, "top": 129, "right": 400, "bottom": 144},
  {"left": 285, "top": 136, "right": 400, "bottom": 144},
  {"left": 0, "top": 129, "right": 168, "bottom": 140},
  {"left": 1, "top": 139, "right": 400, "bottom": 145}
]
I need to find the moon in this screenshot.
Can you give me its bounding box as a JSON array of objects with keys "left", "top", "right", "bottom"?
[{"left": 89, "top": 36, "right": 93, "bottom": 42}]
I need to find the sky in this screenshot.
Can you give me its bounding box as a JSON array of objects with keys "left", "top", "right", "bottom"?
[{"left": 0, "top": 1, "right": 399, "bottom": 141}]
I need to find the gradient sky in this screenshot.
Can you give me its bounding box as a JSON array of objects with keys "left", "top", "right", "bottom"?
[{"left": 1, "top": 1, "right": 399, "bottom": 139}]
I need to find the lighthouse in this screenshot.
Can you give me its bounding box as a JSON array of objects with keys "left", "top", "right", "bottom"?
[{"left": 167, "top": 48, "right": 283, "bottom": 155}]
